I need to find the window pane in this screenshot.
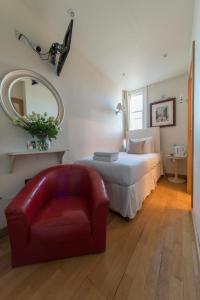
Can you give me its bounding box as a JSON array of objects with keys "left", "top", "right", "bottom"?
[
  {"left": 132, "top": 111, "right": 142, "bottom": 119},
  {"left": 136, "top": 118, "right": 143, "bottom": 129},
  {"left": 130, "top": 118, "right": 143, "bottom": 130},
  {"left": 130, "top": 94, "right": 143, "bottom": 112},
  {"left": 129, "top": 91, "right": 144, "bottom": 130}
]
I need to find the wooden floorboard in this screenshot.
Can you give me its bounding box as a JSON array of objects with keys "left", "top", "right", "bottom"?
[{"left": 0, "top": 177, "right": 199, "bottom": 300}]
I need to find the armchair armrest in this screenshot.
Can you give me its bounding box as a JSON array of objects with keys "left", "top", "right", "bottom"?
[
  {"left": 6, "top": 172, "right": 52, "bottom": 226},
  {"left": 6, "top": 172, "right": 53, "bottom": 249},
  {"left": 5, "top": 172, "right": 52, "bottom": 238},
  {"left": 87, "top": 169, "right": 109, "bottom": 231}
]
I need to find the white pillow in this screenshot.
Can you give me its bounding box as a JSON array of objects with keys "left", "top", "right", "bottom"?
[
  {"left": 127, "top": 139, "right": 146, "bottom": 154},
  {"left": 127, "top": 137, "right": 154, "bottom": 153}
]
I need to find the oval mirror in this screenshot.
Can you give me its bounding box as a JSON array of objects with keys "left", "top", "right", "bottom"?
[{"left": 0, "top": 70, "right": 64, "bottom": 124}]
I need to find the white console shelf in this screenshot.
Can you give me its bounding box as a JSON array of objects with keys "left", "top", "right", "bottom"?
[{"left": 7, "top": 149, "right": 69, "bottom": 173}]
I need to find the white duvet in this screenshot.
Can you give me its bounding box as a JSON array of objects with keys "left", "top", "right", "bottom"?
[{"left": 75, "top": 152, "right": 161, "bottom": 186}]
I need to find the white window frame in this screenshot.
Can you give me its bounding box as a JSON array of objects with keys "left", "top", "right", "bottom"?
[{"left": 127, "top": 87, "right": 147, "bottom": 130}]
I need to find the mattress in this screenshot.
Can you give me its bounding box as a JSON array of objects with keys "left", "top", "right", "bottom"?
[{"left": 75, "top": 152, "right": 161, "bottom": 186}]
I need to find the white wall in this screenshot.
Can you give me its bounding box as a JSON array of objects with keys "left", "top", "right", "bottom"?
[
  {"left": 147, "top": 74, "right": 188, "bottom": 174},
  {"left": 192, "top": 0, "right": 200, "bottom": 253},
  {"left": 0, "top": 1, "right": 123, "bottom": 228}
]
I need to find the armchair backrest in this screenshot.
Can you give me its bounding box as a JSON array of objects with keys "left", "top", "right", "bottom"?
[
  {"left": 6, "top": 165, "right": 104, "bottom": 225},
  {"left": 47, "top": 165, "right": 92, "bottom": 198}
]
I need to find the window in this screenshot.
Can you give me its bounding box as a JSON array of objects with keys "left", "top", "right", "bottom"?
[{"left": 128, "top": 89, "right": 146, "bottom": 130}]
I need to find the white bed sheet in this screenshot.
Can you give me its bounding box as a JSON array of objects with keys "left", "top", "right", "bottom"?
[{"left": 75, "top": 152, "right": 161, "bottom": 186}]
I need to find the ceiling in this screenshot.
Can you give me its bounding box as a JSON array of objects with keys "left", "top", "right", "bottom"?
[{"left": 7, "top": 0, "right": 196, "bottom": 89}]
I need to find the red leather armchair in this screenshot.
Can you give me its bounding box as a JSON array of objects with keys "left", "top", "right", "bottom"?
[{"left": 5, "top": 165, "right": 109, "bottom": 267}]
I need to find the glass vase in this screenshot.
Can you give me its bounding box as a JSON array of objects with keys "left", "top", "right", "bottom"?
[{"left": 36, "top": 137, "right": 50, "bottom": 151}]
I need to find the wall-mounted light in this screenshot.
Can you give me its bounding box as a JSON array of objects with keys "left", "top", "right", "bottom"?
[{"left": 115, "top": 102, "right": 125, "bottom": 115}]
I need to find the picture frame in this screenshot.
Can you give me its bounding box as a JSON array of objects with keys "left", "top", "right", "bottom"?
[
  {"left": 27, "top": 139, "right": 36, "bottom": 150},
  {"left": 150, "top": 98, "right": 176, "bottom": 127}
]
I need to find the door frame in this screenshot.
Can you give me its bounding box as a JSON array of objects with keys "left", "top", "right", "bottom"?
[{"left": 187, "top": 40, "right": 195, "bottom": 207}]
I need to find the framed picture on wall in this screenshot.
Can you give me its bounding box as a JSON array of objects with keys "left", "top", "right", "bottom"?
[{"left": 150, "top": 98, "right": 176, "bottom": 127}]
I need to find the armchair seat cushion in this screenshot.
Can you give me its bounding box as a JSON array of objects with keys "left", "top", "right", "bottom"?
[{"left": 31, "top": 196, "right": 91, "bottom": 244}]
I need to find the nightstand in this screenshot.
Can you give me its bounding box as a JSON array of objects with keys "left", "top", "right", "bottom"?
[{"left": 167, "top": 155, "right": 187, "bottom": 183}]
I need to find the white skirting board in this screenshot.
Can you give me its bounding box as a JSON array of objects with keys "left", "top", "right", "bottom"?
[{"left": 192, "top": 211, "right": 200, "bottom": 266}]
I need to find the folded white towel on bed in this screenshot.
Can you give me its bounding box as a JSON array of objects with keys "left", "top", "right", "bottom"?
[
  {"left": 93, "top": 153, "right": 119, "bottom": 162},
  {"left": 94, "top": 151, "right": 119, "bottom": 158}
]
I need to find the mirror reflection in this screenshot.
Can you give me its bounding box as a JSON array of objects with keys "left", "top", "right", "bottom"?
[{"left": 10, "top": 78, "right": 58, "bottom": 118}]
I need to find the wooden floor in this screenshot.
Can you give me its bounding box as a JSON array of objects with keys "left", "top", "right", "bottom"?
[{"left": 0, "top": 178, "right": 199, "bottom": 300}]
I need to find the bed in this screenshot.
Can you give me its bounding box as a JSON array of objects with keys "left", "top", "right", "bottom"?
[{"left": 75, "top": 127, "right": 163, "bottom": 219}]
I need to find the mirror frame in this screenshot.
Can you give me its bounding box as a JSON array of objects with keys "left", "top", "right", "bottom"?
[{"left": 0, "top": 69, "right": 65, "bottom": 124}]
